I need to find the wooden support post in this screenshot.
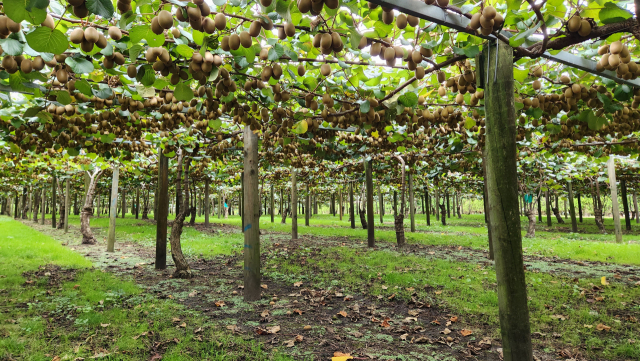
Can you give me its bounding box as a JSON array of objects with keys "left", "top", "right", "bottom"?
[
  {"left": 545, "top": 190, "right": 552, "bottom": 226},
  {"left": 425, "top": 187, "right": 430, "bottom": 226},
  {"left": 204, "top": 178, "right": 210, "bottom": 226},
  {"left": 481, "top": 152, "right": 494, "bottom": 260},
  {"left": 393, "top": 190, "right": 397, "bottom": 217},
  {"left": 577, "top": 193, "right": 583, "bottom": 222},
  {"left": 608, "top": 157, "right": 623, "bottom": 243},
  {"left": 107, "top": 167, "right": 120, "bottom": 252},
  {"left": 409, "top": 173, "right": 415, "bottom": 232},
  {"left": 64, "top": 178, "right": 70, "bottom": 233},
  {"left": 291, "top": 170, "right": 298, "bottom": 240},
  {"left": 634, "top": 191, "right": 639, "bottom": 223},
  {"left": 567, "top": 181, "right": 578, "bottom": 233},
  {"left": 121, "top": 187, "right": 126, "bottom": 219},
  {"left": 241, "top": 172, "right": 245, "bottom": 230},
  {"left": 136, "top": 188, "right": 140, "bottom": 219},
  {"left": 365, "top": 160, "right": 375, "bottom": 247},
  {"left": 349, "top": 182, "right": 355, "bottom": 229},
  {"left": 621, "top": 180, "right": 631, "bottom": 231},
  {"left": 480, "top": 40, "right": 532, "bottom": 360},
  {"left": 51, "top": 174, "right": 57, "bottom": 228},
  {"left": 378, "top": 184, "right": 383, "bottom": 224},
  {"left": 305, "top": 183, "right": 310, "bottom": 226},
  {"left": 446, "top": 192, "right": 450, "bottom": 218},
  {"left": 270, "top": 183, "right": 275, "bottom": 223},
  {"left": 40, "top": 187, "right": 45, "bottom": 225},
  {"left": 339, "top": 189, "right": 343, "bottom": 221},
  {"left": 243, "top": 126, "right": 261, "bottom": 301}
]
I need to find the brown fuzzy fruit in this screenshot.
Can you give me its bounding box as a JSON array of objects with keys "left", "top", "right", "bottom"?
[
  {"left": 407, "top": 15, "right": 419, "bottom": 27},
  {"left": 297, "top": 63, "right": 305, "bottom": 76},
  {"left": 482, "top": 6, "right": 496, "bottom": 20},
  {"left": 567, "top": 16, "right": 581, "bottom": 32},
  {"left": 214, "top": 13, "right": 226, "bottom": 30},
  {"left": 249, "top": 21, "right": 262, "bottom": 37},
  {"left": 297, "top": 0, "right": 311, "bottom": 13},
  {"left": 578, "top": 20, "right": 591, "bottom": 37},
  {"left": 84, "top": 27, "right": 99, "bottom": 43},
  {"left": 108, "top": 26, "right": 122, "bottom": 40},
  {"left": 396, "top": 14, "right": 407, "bottom": 29},
  {"left": 284, "top": 22, "right": 295, "bottom": 37},
  {"left": 320, "top": 63, "right": 331, "bottom": 76},
  {"left": 239, "top": 31, "right": 252, "bottom": 48},
  {"left": 229, "top": 33, "right": 241, "bottom": 50},
  {"left": 158, "top": 10, "right": 173, "bottom": 29},
  {"left": 382, "top": 11, "right": 394, "bottom": 25},
  {"left": 69, "top": 28, "right": 85, "bottom": 44}
]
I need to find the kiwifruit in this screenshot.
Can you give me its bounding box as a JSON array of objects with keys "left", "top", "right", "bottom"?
[
  {"left": 415, "top": 66, "right": 425, "bottom": 79},
  {"left": 32, "top": 56, "right": 44, "bottom": 70},
  {"left": 199, "top": 2, "right": 210, "bottom": 16},
  {"left": 80, "top": 39, "right": 94, "bottom": 52},
  {"left": 479, "top": 15, "right": 493, "bottom": 29},
  {"left": 419, "top": 47, "right": 433, "bottom": 57},
  {"left": 571, "top": 83, "right": 581, "bottom": 94},
  {"left": 284, "top": 22, "right": 295, "bottom": 37},
  {"left": 312, "top": 33, "right": 322, "bottom": 48},
  {"left": 260, "top": 16, "right": 274, "bottom": 30},
  {"left": 272, "top": 63, "right": 282, "bottom": 79},
  {"left": 560, "top": 74, "right": 570, "bottom": 84},
  {"left": 396, "top": 14, "right": 407, "bottom": 29},
  {"left": 411, "top": 50, "right": 422, "bottom": 64},
  {"left": 600, "top": 53, "right": 610, "bottom": 67},
  {"left": 108, "top": 26, "right": 122, "bottom": 40},
  {"left": 171, "top": 28, "right": 181, "bottom": 38},
  {"left": 320, "top": 63, "right": 331, "bottom": 76},
  {"left": 254, "top": 48, "right": 267, "bottom": 62},
  {"left": 382, "top": 11, "right": 394, "bottom": 25},
  {"left": 567, "top": 15, "right": 581, "bottom": 32},
  {"left": 261, "top": 66, "right": 272, "bottom": 81},
  {"left": 493, "top": 13, "right": 504, "bottom": 28},
  {"left": 532, "top": 65, "right": 543, "bottom": 77},
  {"left": 407, "top": 15, "right": 419, "bottom": 27},
  {"left": 578, "top": 20, "right": 591, "bottom": 36},
  {"left": 2, "top": 56, "right": 16, "bottom": 72},
  {"left": 6, "top": 18, "right": 20, "bottom": 33},
  {"left": 297, "top": 0, "right": 311, "bottom": 13},
  {"left": 20, "top": 59, "right": 32, "bottom": 73},
  {"left": 482, "top": 6, "right": 496, "bottom": 20},
  {"left": 325, "top": 0, "right": 338, "bottom": 9},
  {"left": 436, "top": 0, "right": 449, "bottom": 6},
  {"left": 437, "top": 71, "right": 445, "bottom": 83},
  {"left": 69, "top": 28, "right": 85, "bottom": 44},
  {"left": 200, "top": 17, "right": 214, "bottom": 34},
  {"left": 187, "top": 6, "right": 201, "bottom": 20},
  {"left": 249, "top": 21, "right": 262, "bottom": 37},
  {"left": 83, "top": 27, "right": 98, "bottom": 43},
  {"left": 57, "top": 68, "right": 69, "bottom": 83},
  {"left": 68, "top": 0, "right": 84, "bottom": 6},
  {"left": 277, "top": 26, "right": 286, "bottom": 40},
  {"left": 117, "top": 0, "right": 132, "bottom": 13},
  {"left": 320, "top": 33, "right": 332, "bottom": 49},
  {"left": 370, "top": 42, "right": 381, "bottom": 56},
  {"left": 532, "top": 80, "right": 541, "bottom": 90},
  {"left": 229, "top": 33, "right": 241, "bottom": 50},
  {"left": 608, "top": 54, "right": 621, "bottom": 68},
  {"left": 213, "top": 55, "right": 222, "bottom": 66},
  {"left": 383, "top": 47, "right": 395, "bottom": 61},
  {"left": 310, "top": 0, "right": 323, "bottom": 15},
  {"left": 96, "top": 33, "right": 107, "bottom": 48},
  {"left": 297, "top": 63, "right": 305, "bottom": 76},
  {"left": 221, "top": 36, "right": 230, "bottom": 51},
  {"left": 260, "top": 0, "right": 272, "bottom": 6},
  {"left": 42, "top": 14, "right": 55, "bottom": 29},
  {"left": 393, "top": 46, "right": 404, "bottom": 58},
  {"left": 103, "top": 56, "right": 114, "bottom": 69},
  {"left": 331, "top": 32, "right": 342, "bottom": 51},
  {"left": 358, "top": 36, "right": 368, "bottom": 49},
  {"left": 438, "top": 86, "right": 446, "bottom": 96},
  {"left": 480, "top": 26, "right": 492, "bottom": 36},
  {"left": 239, "top": 31, "right": 252, "bottom": 48},
  {"left": 158, "top": 10, "right": 173, "bottom": 29},
  {"left": 610, "top": 41, "right": 622, "bottom": 55},
  {"left": 73, "top": 4, "right": 89, "bottom": 18}
]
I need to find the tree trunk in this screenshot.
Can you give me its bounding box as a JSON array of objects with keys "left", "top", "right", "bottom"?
[
  {"left": 169, "top": 150, "right": 193, "bottom": 278},
  {"left": 243, "top": 125, "right": 261, "bottom": 301},
  {"left": 593, "top": 179, "right": 605, "bottom": 233},
  {"left": 608, "top": 157, "right": 623, "bottom": 243},
  {"left": 545, "top": 190, "right": 552, "bottom": 226},
  {"left": 366, "top": 160, "right": 375, "bottom": 247},
  {"left": 291, "top": 169, "right": 298, "bottom": 240},
  {"left": 80, "top": 169, "right": 104, "bottom": 244},
  {"left": 567, "top": 181, "right": 578, "bottom": 233},
  {"left": 621, "top": 180, "right": 631, "bottom": 231},
  {"left": 409, "top": 174, "right": 415, "bottom": 232},
  {"left": 577, "top": 192, "right": 582, "bottom": 222},
  {"left": 142, "top": 188, "right": 150, "bottom": 220},
  {"left": 64, "top": 179, "right": 70, "bottom": 233},
  {"left": 394, "top": 155, "right": 406, "bottom": 247},
  {"left": 349, "top": 182, "right": 355, "bottom": 229},
  {"left": 524, "top": 210, "right": 536, "bottom": 238},
  {"left": 32, "top": 189, "right": 40, "bottom": 222},
  {"left": 107, "top": 168, "right": 120, "bottom": 252},
  {"left": 634, "top": 191, "right": 639, "bottom": 224},
  {"left": 51, "top": 174, "right": 57, "bottom": 228},
  {"left": 439, "top": 202, "right": 446, "bottom": 226}
]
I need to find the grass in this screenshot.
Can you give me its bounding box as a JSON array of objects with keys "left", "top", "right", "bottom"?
[{"left": 0, "top": 216, "right": 292, "bottom": 360}]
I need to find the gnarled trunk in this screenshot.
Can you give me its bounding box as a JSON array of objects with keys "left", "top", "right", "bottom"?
[
  {"left": 170, "top": 150, "right": 193, "bottom": 279},
  {"left": 552, "top": 207, "right": 565, "bottom": 224},
  {"left": 440, "top": 203, "right": 447, "bottom": 226},
  {"left": 393, "top": 155, "right": 406, "bottom": 247},
  {"left": 524, "top": 210, "right": 536, "bottom": 238},
  {"left": 81, "top": 169, "right": 104, "bottom": 244},
  {"left": 32, "top": 191, "right": 40, "bottom": 222},
  {"left": 142, "top": 189, "right": 150, "bottom": 219},
  {"left": 594, "top": 208, "right": 605, "bottom": 233}
]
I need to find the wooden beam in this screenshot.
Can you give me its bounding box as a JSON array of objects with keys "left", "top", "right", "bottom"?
[
  {"left": 608, "top": 156, "right": 623, "bottom": 243},
  {"left": 107, "top": 166, "right": 120, "bottom": 252},
  {"left": 366, "top": 160, "right": 375, "bottom": 247},
  {"left": 243, "top": 126, "right": 261, "bottom": 302}
]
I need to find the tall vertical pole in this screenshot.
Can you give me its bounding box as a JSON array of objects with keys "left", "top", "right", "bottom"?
[
  {"left": 633, "top": 190, "right": 639, "bottom": 223},
  {"left": 305, "top": 183, "right": 310, "bottom": 226},
  {"left": 243, "top": 126, "right": 261, "bottom": 301},
  {"left": 621, "top": 179, "right": 631, "bottom": 231},
  {"left": 64, "top": 178, "right": 70, "bottom": 233},
  {"left": 577, "top": 192, "right": 583, "bottom": 222},
  {"left": 291, "top": 169, "right": 298, "bottom": 240},
  {"left": 545, "top": 190, "right": 552, "bottom": 226},
  {"left": 51, "top": 174, "right": 57, "bottom": 228},
  {"left": 349, "top": 182, "right": 355, "bottom": 229},
  {"left": 481, "top": 40, "right": 532, "bottom": 361},
  {"left": 270, "top": 183, "right": 274, "bottom": 223},
  {"left": 365, "top": 160, "right": 375, "bottom": 247},
  {"left": 241, "top": 172, "right": 245, "bottom": 230},
  {"left": 204, "top": 178, "right": 210, "bottom": 226},
  {"left": 121, "top": 187, "right": 126, "bottom": 218},
  {"left": 567, "top": 181, "right": 577, "bottom": 233},
  {"left": 135, "top": 188, "right": 140, "bottom": 219},
  {"left": 155, "top": 152, "right": 169, "bottom": 269},
  {"left": 40, "top": 187, "right": 45, "bottom": 225},
  {"left": 107, "top": 167, "right": 120, "bottom": 252},
  {"left": 608, "top": 157, "right": 622, "bottom": 243},
  {"left": 425, "top": 187, "right": 430, "bottom": 226},
  {"left": 378, "top": 184, "right": 383, "bottom": 224},
  {"left": 408, "top": 174, "right": 415, "bottom": 232},
  {"left": 339, "top": 188, "right": 343, "bottom": 221}
]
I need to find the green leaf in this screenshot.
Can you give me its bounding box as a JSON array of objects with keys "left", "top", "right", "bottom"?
[
  {"left": 129, "top": 44, "right": 143, "bottom": 60},
  {"left": 174, "top": 82, "right": 194, "bottom": 101},
  {"left": 100, "top": 133, "right": 116, "bottom": 143},
  {"left": 212, "top": 0, "right": 226, "bottom": 5},
  {"left": 94, "top": 87, "right": 113, "bottom": 99},
  {"left": 597, "top": 92, "right": 623, "bottom": 113},
  {"left": 509, "top": 22, "right": 541, "bottom": 48},
  {"left": 192, "top": 30, "right": 204, "bottom": 46},
  {"left": 302, "top": 76, "right": 317, "bottom": 90},
  {"left": 135, "top": 65, "right": 156, "bottom": 86},
  {"left": 208, "top": 118, "right": 222, "bottom": 130},
  {"left": 599, "top": 2, "right": 632, "bottom": 25},
  {"left": 464, "top": 117, "right": 476, "bottom": 129},
  {"left": 397, "top": 146, "right": 406, "bottom": 153},
  {"left": 26, "top": 0, "right": 49, "bottom": 11},
  {"left": 268, "top": 43, "right": 285, "bottom": 61},
  {"left": 129, "top": 25, "right": 165, "bottom": 47},
  {"left": 453, "top": 45, "right": 480, "bottom": 58},
  {"left": 25, "top": 27, "right": 68, "bottom": 55},
  {"left": 398, "top": 92, "right": 418, "bottom": 107},
  {"left": 4, "top": 0, "right": 47, "bottom": 24},
  {"left": 291, "top": 120, "right": 308, "bottom": 134},
  {"left": 74, "top": 79, "right": 93, "bottom": 97},
  {"left": 55, "top": 90, "right": 72, "bottom": 105},
  {"left": 208, "top": 66, "right": 220, "bottom": 82},
  {"left": 613, "top": 84, "right": 631, "bottom": 102},
  {"left": 66, "top": 147, "right": 80, "bottom": 156},
  {"left": 0, "top": 38, "right": 23, "bottom": 56},
  {"left": 359, "top": 100, "right": 370, "bottom": 113},
  {"left": 175, "top": 44, "right": 194, "bottom": 58},
  {"left": 66, "top": 57, "right": 94, "bottom": 74},
  {"left": 86, "top": 0, "right": 114, "bottom": 19}
]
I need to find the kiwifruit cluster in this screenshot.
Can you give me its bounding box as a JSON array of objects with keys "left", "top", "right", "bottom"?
[
  {"left": 187, "top": 51, "right": 223, "bottom": 84},
  {"left": 311, "top": 32, "right": 344, "bottom": 55},
  {"left": 2, "top": 55, "right": 45, "bottom": 74},
  {"left": 116, "top": 0, "right": 132, "bottom": 13},
  {"left": 296, "top": 0, "right": 339, "bottom": 16},
  {"left": 277, "top": 22, "right": 296, "bottom": 39},
  {"left": 596, "top": 41, "right": 640, "bottom": 80},
  {"left": 102, "top": 52, "right": 126, "bottom": 69},
  {"left": 0, "top": 15, "right": 23, "bottom": 38},
  {"left": 221, "top": 26, "right": 257, "bottom": 51},
  {"left": 260, "top": 63, "right": 284, "bottom": 81},
  {"left": 566, "top": 14, "right": 592, "bottom": 37},
  {"left": 467, "top": 6, "right": 504, "bottom": 36},
  {"left": 213, "top": 67, "right": 238, "bottom": 98},
  {"left": 175, "top": 1, "right": 213, "bottom": 33},
  {"left": 69, "top": 27, "right": 108, "bottom": 52},
  {"left": 436, "top": 60, "right": 481, "bottom": 105},
  {"left": 68, "top": 0, "right": 91, "bottom": 18},
  {"left": 151, "top": 10, "right": 175, "bottom": 35}
]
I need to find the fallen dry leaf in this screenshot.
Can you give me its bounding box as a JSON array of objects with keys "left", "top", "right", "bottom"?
[
  {"left": 332, "top": 352, "right": 353, "bottom": 361},
  {"left": 188, "top": 290, "right": 197, "bottom": 297},
  {"left": 596, "top": 323, "right": 611, "bottom": 332},
  {"left": 435, "top": 291, "right": 442, "bottom": 295},
  {"left": 179, "top": 322, "right": 186, "bottom": 328},
  {"left": 261, "top": 310, "right": 270, "bottom": 318},
  {"left": 294, "top": 309, "right": 303, "bottom": 315},
  {"left": 450, "top": 316, "right": 458, "bottom": 322},
  {"left": 226, "top": 325, "right": 241, "bottom": 333},
  {"left": 601, "top": 276, "right": 609, "bottom": 286},
  {"left": 172, "top": 317, "right": 181, "bottom": 323},
  {"left": 100, "top": 323, "right": 110, "bottom": 328},
  {"left": 441, "top": 328, "right": 452, "bottom": 335},
  {"left": 459, "top": 329, "right": 473, "bottom": 337},
  {"left": 51, "top": 356, "right": 61, "bottom": 361},
  {"left": 214, "top": 301, "right": 225, "bottom": 307},
  {"left": 293, "top": 281, "right": 303, "bottom": 287},
  {"left": 267, "top": 325, "right": 281, "bottom": 334},
  {"left": 403, "top": 317, "right": 418, "bottom": 323},
  {"left": 550, "top": 314, "right": 567, "bottom": 321},
  {"left": 408, "top": 309, "right": 421, "bottom": 316},
  {"left": 337, "top": 311, "right": 348, "bottom": 318},
  {"left": 583, "top": 325, "right": 593, "bottom": 329},
  {"left": 261, "top": 284, "right": 268, "bottom": 289}
]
